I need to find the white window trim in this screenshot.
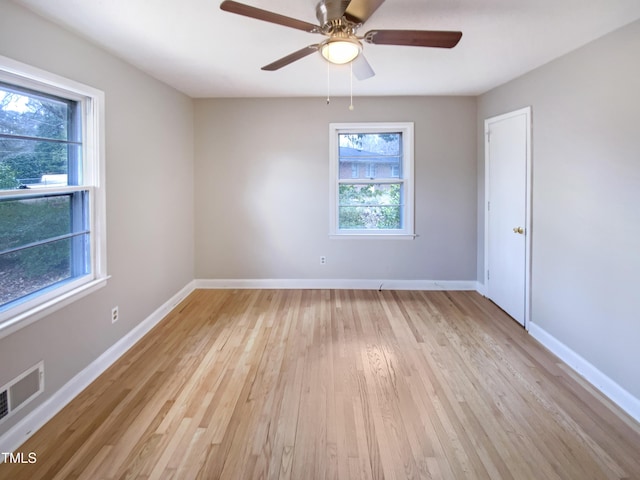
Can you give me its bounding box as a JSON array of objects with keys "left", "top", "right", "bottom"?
[
  {"left": 329, "top": 122, "right": 415, "bottom": 239},
  {"left": 0, "top": 55, "right": 108, "bottom": 340}
]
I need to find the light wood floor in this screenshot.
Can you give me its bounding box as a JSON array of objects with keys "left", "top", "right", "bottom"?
[{"left": 2, "top": 289, "right": 639, "bottom": 479}]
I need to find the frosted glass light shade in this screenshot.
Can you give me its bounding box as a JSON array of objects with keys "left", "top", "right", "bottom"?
[{"left": 320, "top": 38, "right": 362, "bottom": 64}]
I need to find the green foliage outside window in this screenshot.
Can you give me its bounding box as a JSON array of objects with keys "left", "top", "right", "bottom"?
[{"left": 338, "top": 183, "right": 401, "bottom": 229}]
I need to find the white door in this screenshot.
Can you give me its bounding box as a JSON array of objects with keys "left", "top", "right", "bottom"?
[{"left": 485, "top": 107, "right": 531, "bottom": 327}]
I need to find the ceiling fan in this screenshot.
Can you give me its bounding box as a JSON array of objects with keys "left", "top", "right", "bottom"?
[{"left": 220, "top": 0, "right": 462, "bottom": 80}]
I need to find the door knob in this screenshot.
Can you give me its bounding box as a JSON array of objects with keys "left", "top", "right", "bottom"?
[{"left": 513, "top": 226, "right": 524, "bottom": 234}]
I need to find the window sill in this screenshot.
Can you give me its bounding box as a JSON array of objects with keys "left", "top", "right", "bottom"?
[
  {"left": 329, "top": 233, "right": 417, "bottom": 240},
  {"left": 0, "top": 276, "right": 110, "bottom": 340}
]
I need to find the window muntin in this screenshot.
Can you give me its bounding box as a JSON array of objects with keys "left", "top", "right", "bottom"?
[
  {"left": 0, "top": 58, "right": 106, "bottom": 334},
  {"left": 330, "top": 123, "right": 414, "bottom": 237}
]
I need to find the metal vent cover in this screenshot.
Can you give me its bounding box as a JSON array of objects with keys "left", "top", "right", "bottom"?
[{"left": 0, "top": 361, "right": 44, "bottom": 425}]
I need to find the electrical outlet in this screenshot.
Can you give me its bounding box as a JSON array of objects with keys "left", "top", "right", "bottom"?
[
  {"left": 111, "top": 306, "right": 119, "bottom": 323},
  {"left": 320, "top": 256, "right": 327, "bottom": 265}
]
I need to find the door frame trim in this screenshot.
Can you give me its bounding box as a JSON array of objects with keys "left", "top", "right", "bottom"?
[{"left": 484, "top": 106, "right": 532, "bottom": 330}]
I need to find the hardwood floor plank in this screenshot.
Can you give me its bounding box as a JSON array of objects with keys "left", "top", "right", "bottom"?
[{"left": 2, "top": 289, "right": 639, "bottom": 480}]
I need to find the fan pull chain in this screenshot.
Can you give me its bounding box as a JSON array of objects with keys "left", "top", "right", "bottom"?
[
  {"left": 326, "top": 61, "right": 330, "bottom": 105},
  {"left": 349, "top": 62, "right": 354, "bottom": 111}
]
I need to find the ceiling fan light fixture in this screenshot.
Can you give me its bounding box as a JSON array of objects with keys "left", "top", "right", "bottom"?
[{"left": 320, "top": 36, "right": 362, "bottom": 64}]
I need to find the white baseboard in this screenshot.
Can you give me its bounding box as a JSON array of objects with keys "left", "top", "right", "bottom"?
[
  {"left": 194, "top": 278, "right": 479, "bottom": 291},
  {"left": 0, "top": 280, "right": 196, "bottom": 457},
  {"left": 528, "top": 322, "right": 640, "bottom": 424}
]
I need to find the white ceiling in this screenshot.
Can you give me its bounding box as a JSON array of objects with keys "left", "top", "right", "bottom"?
[{"left": 12, "top": 0, "right": 640, "bottom": 98}]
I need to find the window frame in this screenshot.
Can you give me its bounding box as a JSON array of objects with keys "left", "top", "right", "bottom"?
[
  {"left": 329, "top": 122, "right": 415, "bottom": 239},
  {"left": 0, "top": 55, "right": 107, "bottom": 339}
]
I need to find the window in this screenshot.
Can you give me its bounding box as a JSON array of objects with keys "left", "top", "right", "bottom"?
[
  {"left": 329, "top": 122, "right": 414, "bottom": 238},
  {"left": 0, "top": 56, "right": 106, "bottom": 336}
]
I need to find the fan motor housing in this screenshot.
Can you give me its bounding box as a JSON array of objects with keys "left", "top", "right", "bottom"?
[{"left": 316, "top": 0, "right": 351, "bottom": 26}]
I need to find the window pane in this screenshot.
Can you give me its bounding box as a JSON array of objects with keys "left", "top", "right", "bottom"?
[
  {"left": 0, "top": 84, "right": 71, "bottom": 141},
  {"left": 0, "top": 193, "right": 91, "bottom": 252},
  {"left": 338, "top": 133, "right": 401, "bottom": 155},
  {"left": 338, "top": 132, "right": 402, "bottom": 180},
  {"left": 339, "top": 206, "right": 402, "bottom": 229},
  {"left": 0, "top": 81, "right": 90, "bottom": 312},
  {"left": 0, "top": 235, "right": 89, "bottom": 309},
  {"left": 0, "top": 137, "right": 79, "bottom": 190},
  {"left": 338, "top": 183, "right": 403, "bottom": 229},
  {"left": 0, "top": 191, "right": 90, "bottom": 310}
]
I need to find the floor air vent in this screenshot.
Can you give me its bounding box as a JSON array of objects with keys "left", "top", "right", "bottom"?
[
  {"left": 0, "top": 390, "right": 8, "bottom": 420},
  {"left": 0, "top": 361, "right": 44, "bottom": 424}
]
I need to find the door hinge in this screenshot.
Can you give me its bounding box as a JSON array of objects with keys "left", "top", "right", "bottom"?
[
  {"left": 487, "top": 269, "right": 490, "bottom": 280},
  {"left": 487, "top": 201, "right": 490, "bottom": 211}
]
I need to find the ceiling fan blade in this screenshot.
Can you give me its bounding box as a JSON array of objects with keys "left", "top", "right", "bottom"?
[
  {"left": 352, "top": 54, "right": 375, "bottom": 80},
  {"left": 344, "top": 0, "right": 385, "bottom": 23},
  {"left": 364, "top": 29, "right": 462, "bottom": 48},
  {"left": 220, "top": 1, "right": 319, "bottom": 33},
  {"left": 262, "top": 45, "right": 320, "bottom": 71}
]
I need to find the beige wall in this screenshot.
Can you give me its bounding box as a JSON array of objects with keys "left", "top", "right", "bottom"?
[
  {"left": 477, "top": 20, "right": 640, "bottom": 399},
  {"left": 194, "top": 96, "right": 478, "bottom": 282},
  {"left": 0, "top": 1, "right": 195, "bottom": 435}
]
